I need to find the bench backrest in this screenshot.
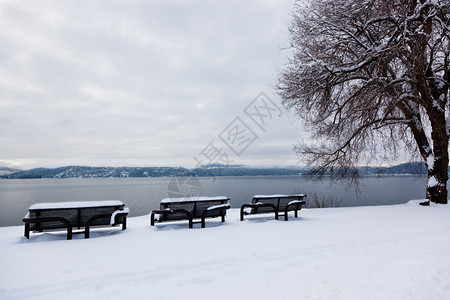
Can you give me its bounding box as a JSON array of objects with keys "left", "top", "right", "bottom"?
[
  {"left": 193, "top": 200, "right": 228, "bottom": 218},
  {"left": 159, "top": 199, "right": 228, "bottom": 221},
  {"left": 159, "top": 201, "right": 195, "bottom": 221},
  {"left": 252, "top": 195, "right": 306, "bottom": 213},
  {"left": 28, "top": 204, "right": 125, "bottom": 230}
]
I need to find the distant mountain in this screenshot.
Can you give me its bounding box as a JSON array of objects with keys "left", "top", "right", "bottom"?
[
  {"left": 0, "top": 167, "right": 21, "bottom": 176},
  {"left": 359, "top": 162, "right": 428, "bottom": 175},
  {"left": 376, "top": 162, "right": 427, "bottom": 175},
  {"left": 0, "top": 166, "right": 191, "bottom": 179},
  {"left": 192, "top": 164, "right": 305, "bottom": 177},
  {"left": 1, "top": 165, "right": 305, "bottom": 179},
  {"left": 0, "top": 162, "right": 441, "bottom": 179}
]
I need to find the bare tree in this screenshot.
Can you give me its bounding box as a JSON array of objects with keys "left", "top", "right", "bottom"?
[{"left": 278, "top": 0, "right": 449, "bottom": 204}]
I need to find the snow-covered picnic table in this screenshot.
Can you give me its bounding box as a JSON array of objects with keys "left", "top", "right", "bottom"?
[
  {"left": 151, "top": 196, "right": 230, "bottom": 228},
  {"left": 240, "top": 194, "right": 307, "bottom": 221},
  {"left": 23, "top": 200, "right": 129, "bottom": 240}
]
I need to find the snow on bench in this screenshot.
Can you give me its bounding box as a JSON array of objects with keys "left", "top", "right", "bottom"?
[
  {"left": 206, "top": 203, "right": 231, "bottom": 211},
  {"left": 28, "top": 200, "right": 125, "bottom": 210},
  {"left": 240, "top": 194, "right": 307, "bottom": 221},
  {"left": 160, "top": 196, "right": 230, "bottom": 204}
]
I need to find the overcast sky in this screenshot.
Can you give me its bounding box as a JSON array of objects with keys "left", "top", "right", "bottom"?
[{"left": 0, "top": 0, "right": 305, "bottom": 169}]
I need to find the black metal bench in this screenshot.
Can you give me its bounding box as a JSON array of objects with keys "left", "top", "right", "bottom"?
[
  {"left": 22, "top": 201, "right": 129, "bottom": 240},
  {"left": 240, "top": 194, "right": 306, "bottom": 221},
  {"left": 150, "top": 196, "right": 230, "bottom": 228}
]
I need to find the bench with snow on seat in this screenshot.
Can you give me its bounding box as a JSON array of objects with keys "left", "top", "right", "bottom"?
[
  {"left": 150, "top": 196, "right": 231, "bottom": 228},
  {"left": 22, "top": 200, "right": 129, "bottom": 240},
  {"left": 240, "top": 194, "right": 306, "bottom": 221}
]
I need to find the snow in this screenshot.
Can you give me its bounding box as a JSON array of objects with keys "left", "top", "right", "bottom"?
[
  {"left": 243, "top": 206, "right": 253, "bottom": 214},
  {"left": 1, "top": 200, "right": 450, "bottom": 299},
  {"left": 153, "top": 208, "right": 174, "bottom": 220},
  {"left": 161, "top": 196, "right": 229, "bottom": 203},
  {"left": 428, "top": 176, "right": 440, "bottom": 187},
  {"left": 206, "top": 203, "right": 231, "bottom": 211},
  {"left": 432, "top": 99, "right": 445, "bottom": 112},
  {"left": 28, "top": 200, "right": 125, "bottom": 210},
  {"left": 288, "top": 200, "right": 307, "bottom": 205},
  {"left": 253, "top": 194, "right": 305, "bottom": 198},
  {"left": 427, "top": 154, "right": 435, "bottom": 171}
]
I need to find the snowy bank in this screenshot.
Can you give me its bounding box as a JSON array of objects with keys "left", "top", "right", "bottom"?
[{"left": 1, "top": 200, "right": 450, "bottom": 300}]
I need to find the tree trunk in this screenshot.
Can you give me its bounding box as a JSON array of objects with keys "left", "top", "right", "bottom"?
[
  {"left": 426, "top": 130, "right": 449, "bottom": 204},
  {"left": 427, "top": 168, "right": 448, "bottom": 204}
]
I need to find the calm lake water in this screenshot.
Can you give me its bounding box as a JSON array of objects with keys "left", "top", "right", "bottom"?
[{"left": 0, "top": 175, "right": 426, "bottom": 227}]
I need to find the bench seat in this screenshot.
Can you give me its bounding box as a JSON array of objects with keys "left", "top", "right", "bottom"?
[{"left": 240, "top": 194, "right": 306, "bottom": 221}]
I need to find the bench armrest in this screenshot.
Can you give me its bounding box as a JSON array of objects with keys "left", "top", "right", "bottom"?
[
  {"left": 151, "top": 208, "right": 173, "bottom": 222},
  {"left": 22, "top": 216, "right": 73, "bottom": 240},
  {"left": 240, "top": 203, "right": 278, "bottom": 221},
  {"left": 206, "top": 203, "right": 231, "bottom": 211},
  {"left": 150, "top": 208, "right": 194, "bottom": 228},
  {"left": 288, "top": 200, "right": 306, "bottom": 206},
  {"left": 110, "top": 207, "right": 129, "bottom": 225},
  {"left": 201, "top": 203, "right": 230, "bottom": 228}
]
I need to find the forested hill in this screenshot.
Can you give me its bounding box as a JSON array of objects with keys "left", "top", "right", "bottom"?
[
  {"left": 0, "top": 165, "right": 305, "bottom": 179},
  {"left": 0, "top": 162, "right": 436, "bottom": 179}
]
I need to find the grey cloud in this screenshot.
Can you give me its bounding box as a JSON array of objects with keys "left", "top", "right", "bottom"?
[{"left": 0, "top": 0, "right": 303, "bottom": 169}]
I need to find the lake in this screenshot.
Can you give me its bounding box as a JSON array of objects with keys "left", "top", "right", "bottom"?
[{"left": 0, "top": 175, "right": 426, "bottom": 227}]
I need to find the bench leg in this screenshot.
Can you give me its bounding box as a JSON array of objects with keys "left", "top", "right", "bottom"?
[
  {"left": 241, "top": 204, "right": 279, "bottom": 220},
  {"left": 22, "top": 217, "right": 73, "bottom": 240},
  {"left": 283, "top": 209, "right": 300, "bottom": 221},
  {"left": 24, "top": 223, "right": 30, "bottom": 239},
  {"left": 284, "top": 203, "right": 304, "bottom": 221},
  {"left": 150, "top": 209, "right": 193, "bottom": 229},
  {"left": 201, "top": 206, "right": 230, "bottom": 228},
  {"left": 150, "top": 212, "right": 156, "bottom": 226},
  {"left": 66, "top": 227, "right": 73, "bottom": 240},
  {"left": 240, "top": 205, "right": 248, "bottom": 221},
  {"left": 85, "top": 214, "right": 111, "bottom": 239},
  {"left": 201, "top": 215, "right": 226, "bottom": 228},
  {"left": 201, "top": 218, "right": 206, "bottom": 228},
  {"left": 85, "top": 226, "right": 91, "bottom": 239},
  {"left": 122, "top": 217, "right": 127, "bottom": 230},
  {"left": 284, "top": 206, "right": 291, "bottom": 221}
]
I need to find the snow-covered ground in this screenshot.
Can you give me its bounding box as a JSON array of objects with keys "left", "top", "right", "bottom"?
[{"left": 1, "top": 200, "right": 450, "bottom": 300}]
